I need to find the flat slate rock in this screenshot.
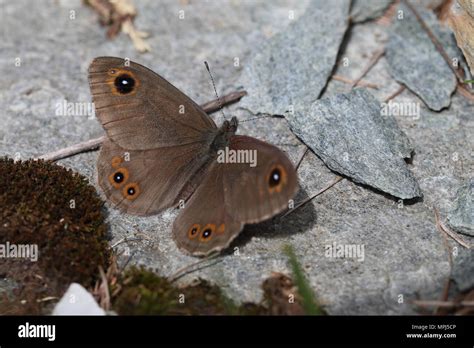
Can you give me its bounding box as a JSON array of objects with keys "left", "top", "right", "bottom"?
[
  {"left": 386, "top": 4, "right": 459, "bottom": 111},
  {"left": 447, "top": 179, "right": 474, "bottom": 236},
  {"left": 351, "top": 0, "right": 393, "bottom": 23},
  {"left": 287, "top": 88, "right": 422, "bottom": 200},
  {"left": 238, "top": 0, "right": 350, "bottom": 116}
]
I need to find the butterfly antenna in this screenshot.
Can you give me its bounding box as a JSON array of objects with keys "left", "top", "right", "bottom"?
[
  {"left": 239, "top": 115, "right": 274, "bottom": 123},
  {"left": 204, "top": 61, "right": 227, "bottom": 120}
]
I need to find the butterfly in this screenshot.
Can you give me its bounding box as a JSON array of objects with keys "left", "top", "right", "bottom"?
[{"left": 88, "top": 57, "right": 298, "bottom": 256}]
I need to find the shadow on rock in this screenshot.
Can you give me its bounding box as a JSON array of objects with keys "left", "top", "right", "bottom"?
[{"left": 227, "top": 186, "right": 317, "bottom": 252}]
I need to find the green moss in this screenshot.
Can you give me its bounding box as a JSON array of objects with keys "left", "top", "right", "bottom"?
[
  {"left": 111, "top": 266, "right": 268, "bottom": 315},
  {"left": 111, "top": 265, "right": 318, "bottom": 315},
  {"left": 0, "top": 157, "right": 110, "bottom": 314},
  {"left": 112, "top": 267, "right": 177, "bottom": 315}
]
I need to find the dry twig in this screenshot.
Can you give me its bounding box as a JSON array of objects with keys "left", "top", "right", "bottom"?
[
  {"left": 296, "top": 147, "right": 309, "bottom": 171},
  {"left": 434, "top": 278, "right": 451, "bottom": 315},
  {"left": 350, "top": 49, "right": 385, "bottom": 88},
  {"left": 434, "top": 208, "right": 472, "bottom": 249},
  {"left": 37, "top": 136, "right": 105, "bottom": 162},
  {"left": 85, "top": 0, "right": 151, "bottom": 52},
  {"left": 331, "top": 75, "right": 379, "bottom": 89},
  {"left": 413, "top": 300, "right": 474, "bottom": 308},
  {"left": 168, "top": 253, "right": 222, "bottom": 283},
  {"left": 383, "top": 85, "right": 406, "bottom": 102},
  {"left": 403, "top": 0, "right": 465, "bottom": 83},
  {"left": 98, "top": 266, "right": 111, "bottom": 311},
  {"left": 283, "top": 176, "right": 344, "bottom": 217}
]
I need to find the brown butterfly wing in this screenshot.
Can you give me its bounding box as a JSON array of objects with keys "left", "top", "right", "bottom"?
[
  {"left": 172, "top": 161, "right": 244, "bottom": 256},
  {"left": 223, "top": 135, "right": 298, "bottom": 223},
  {"left": 173, "top": 135, "right": 297, "bottom": 256},
  {"left": 97, "top": 138, "right": 213, "bottom": 215},
  {"left": 89, "top": 56, "right": 216, "bottom": 150}
]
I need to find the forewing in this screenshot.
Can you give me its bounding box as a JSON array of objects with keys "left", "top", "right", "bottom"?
[{"left": 89, "top": 56, "right": 216, "bottom": 150}]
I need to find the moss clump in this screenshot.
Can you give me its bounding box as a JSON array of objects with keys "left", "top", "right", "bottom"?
[
  {"left": 112, "top": 267, "right": 179, "bottom": 315},
  {"left": 0, "top": 157, "right": 110, "bottom": 314},
  {"left": 110, "top": 266, "right": 312, "bottom": 315},
  {"left": 111, "top": 266, "right": 267, "bottom": 315}
]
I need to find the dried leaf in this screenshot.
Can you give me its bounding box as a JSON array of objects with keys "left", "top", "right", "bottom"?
[
  {"left": 447, "top": 0, "right": 474, "bottom": 75},
  {"left": 85, "top": 0, "right": 151, "bottom": 52}
]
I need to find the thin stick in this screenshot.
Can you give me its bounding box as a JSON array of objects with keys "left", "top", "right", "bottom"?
[
  {"left": 98, "top": 265, "right": 111, "bottom": 311},
  {"left": 36, "top": 90, "right": 247, "bottom": 162},
  {"left": 377, "top": 1, "right": 398, "bottom": 26},
  {"left": 168, "top": 252, "right": 221, "bottom": 283},
  {"left": 110, "top": 237, "right": 144, "bottom": 249},
  {"left": 283, "top": 176, "right": 344, "bottom": 217},
  {"left": 200, "top": 90, "right": 247, "bottom": 114},
  {"left": 239, "top": 114, "right": 276, "bottom": 123},
  {"left": 37, "top": 135, "right": 106, "bottom": 162},
  {"left": 36, "top": 296, "right": 59, "bottom": 303},
  {"left": 403, "top": 0, "right": 465, "bottom": 83},
  {"left": 331, "top": 75, "right": 379, "bottom": 89},
  {"left": 435, "top": 278, "right": 451, "bottom": 315},
  {"left": 434, "top": 208, "right": 471, "bottom": 249},
  {"left": 119, "top": 251, "right": 135, "bottom": 273},
  {"left": 457, "top": 85, "right": 474, "bottom": 102},
  {"left": 296, "top": 147, "right": 309, "bottom": 171},
  {"left": 350, "top": 49, "right": 385, "bottom": 88},
  {"left": 383, "top": 85, "right": 406, "bottom": 102},
  {"left": 438, "top": 221, "right": 453, "bottom": 267},
  {"left": 413, "top": 300, "right": 474, "bottom": 308}
]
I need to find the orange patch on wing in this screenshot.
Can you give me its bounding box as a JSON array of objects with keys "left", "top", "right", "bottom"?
[
  {"left": 217, "top": 223, "right": 225, "bottom": 234},
  {"left": 267, "top": 164, "right": 287, "bottom": 194},
  {"left": 122, "top": 182, "right": 140, "bottom": 200},
  {"left": 108, "top": 167, "right": 129, "bottom": 188},
  {"left": 111, "top": 156, "right": 123, "bottom": 168},
  {"left": 106, "top": 68, "right": 140, "bottom": 96},
  {"left": 188, "top": 224, "right": 201, "bottom": 239},
  {"left": 199, "top": 223, "right": 216, "bottom": 242}
]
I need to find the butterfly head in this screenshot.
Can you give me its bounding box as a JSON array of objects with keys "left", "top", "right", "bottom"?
[{"left": 223, "top": 116, "right": 238, "bottom": 134}]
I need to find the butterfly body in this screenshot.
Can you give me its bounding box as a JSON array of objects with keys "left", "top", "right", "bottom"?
[
  {"left": 209, "top": 117, "right": 238, "bottom": 153},
  {"left": 89, "top": 57, "right": 297, "bottom": 256}
]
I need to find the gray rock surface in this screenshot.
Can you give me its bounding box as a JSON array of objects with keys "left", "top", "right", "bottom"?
[
  {"left": 451, "top": 243, "right": 474, "bottom": 291},
  {"left": 386, "top": 4, "right": 458, "bottom": 111},
  {"left": 351, "top": 0, "right": 392, "bottom": 23},
  {"left": 288, "top": 88, "right": 422, "bottom": 199},
  {"left": 447, "top": 179, "right": 474, "bottom": 236},
  {"left": 400, "top": 92, "right": 474, "bottom": 293},
  {"left": 0, "top": 0, "right": 472, "bottom": 315},
  {"left": 238, "top": 0, "right": 350, "bottom": 116}
]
